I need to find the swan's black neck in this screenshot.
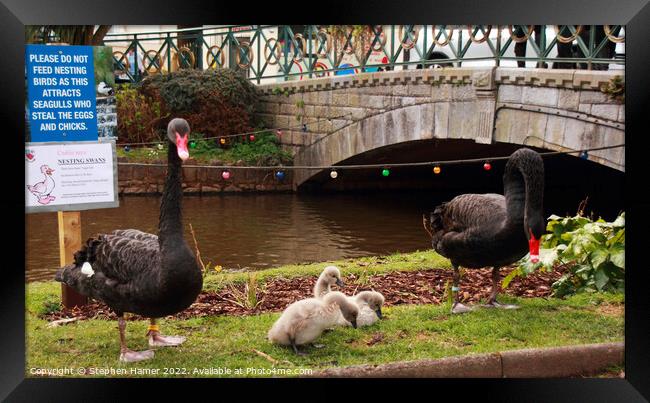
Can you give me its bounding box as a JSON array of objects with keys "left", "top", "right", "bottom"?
[
  {"left": 503, "top": 149, "right": 544, "bottom": 229},
  {"left": 159, "top": 143, "right": 184, "bottom": 248}
]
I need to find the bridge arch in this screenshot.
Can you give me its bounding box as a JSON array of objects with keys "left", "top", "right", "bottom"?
[{"left": 254, "top": 67, "right": 625, "bottom": 187}]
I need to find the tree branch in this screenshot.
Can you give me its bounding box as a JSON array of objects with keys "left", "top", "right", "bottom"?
[{"left": 92, "top": 25, "right": 112, "bottom": 46}]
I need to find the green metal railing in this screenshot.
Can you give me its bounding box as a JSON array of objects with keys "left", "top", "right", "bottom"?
[{"left": 100, "top": 25, "right": 625, "bottom": 84}]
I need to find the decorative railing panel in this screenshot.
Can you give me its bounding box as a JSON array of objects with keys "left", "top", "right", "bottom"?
[{"left": 94, "top": 25, "right": 625, "bottom": 84}]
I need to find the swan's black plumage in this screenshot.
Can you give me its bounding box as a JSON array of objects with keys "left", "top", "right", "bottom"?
[
  {"left": 426, "top": 148, "right": 545, "bottom": 310},
  {"left": 55, "top": 119, "right": 202, "bottom": 318}
]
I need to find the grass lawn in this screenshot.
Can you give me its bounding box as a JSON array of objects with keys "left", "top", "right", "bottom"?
[{"left": 26, "top": 251, "right": 624, "bottom": 378}]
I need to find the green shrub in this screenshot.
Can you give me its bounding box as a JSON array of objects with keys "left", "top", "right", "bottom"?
[
  {"left": 181, "top": 130, "right": 292, "bottom": 166},
  {"left": 505, "top": 213, "right": 625, "bottom": 297},
  {"left": 115, "top": 84, "right": 166, "bottom": 144},
  {"left": 138, "top": 69, "right": 259, "bottom": 139},
  {"left": 140, "top": 69, "right": 257, "bottom": 113},
  {"left": 229, "top": 131, "right": 293, "bottom": 166}
]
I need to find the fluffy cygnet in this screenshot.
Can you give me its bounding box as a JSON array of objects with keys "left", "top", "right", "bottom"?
[
  {"left": 337, "top": 290, "right": 385, "bottom": 327},
  {"left": 268, "top": 291, "right": 359, "bottom": 354},
  {"left": 313, "top": 265, "right": 344, "bottom": 298}
]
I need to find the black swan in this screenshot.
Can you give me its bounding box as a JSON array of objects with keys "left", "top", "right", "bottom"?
[
  {"left": 423, "top": 148, "right": 544, "bottom": 314},
  {"left": 55, "top": 118, "right": 202, "bottom": 362}
]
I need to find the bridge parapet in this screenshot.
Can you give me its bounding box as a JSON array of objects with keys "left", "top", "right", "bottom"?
[{"left": 254, "top": 68, "right": 624, "bottom": 187}]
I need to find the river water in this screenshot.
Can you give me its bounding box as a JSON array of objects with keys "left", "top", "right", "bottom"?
[{"left": 25, "top": 193, "right": 437, "bottom": 282}]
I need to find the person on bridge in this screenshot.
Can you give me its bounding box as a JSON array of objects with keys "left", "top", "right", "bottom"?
[{"left": 514, "top": 25, "right": 547, "bottom": 68}]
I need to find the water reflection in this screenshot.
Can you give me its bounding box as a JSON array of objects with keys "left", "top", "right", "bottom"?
[{"left": 25, "top": 193, "right": 434, "bottom": 282}]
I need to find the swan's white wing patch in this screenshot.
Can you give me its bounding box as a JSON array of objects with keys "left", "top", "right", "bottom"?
[{"left": 81, "top": 262, "right": 95, "bottom": 277}]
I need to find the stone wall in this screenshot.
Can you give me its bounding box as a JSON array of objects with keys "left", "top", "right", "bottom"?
[{"left": 117, "top": 158, "right": 293, "bottom": 195}]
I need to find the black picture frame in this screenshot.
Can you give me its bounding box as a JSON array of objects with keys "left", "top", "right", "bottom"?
[{"left": 2, "top": 0, "right": 648, "bottom": 401}]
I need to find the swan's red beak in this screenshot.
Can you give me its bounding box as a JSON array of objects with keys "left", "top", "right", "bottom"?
[
  {"left": 529, "top": 229, "right": 540, "bottom": 263},
  {"left": 46, "top": 168, "right": 54, "bottom": 175},
  {"left": 175, "top": 132, "right": 189, "bottom": 161}
]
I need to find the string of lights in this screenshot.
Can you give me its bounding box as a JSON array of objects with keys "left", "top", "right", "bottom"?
[
  {"left": 119, "top": 113, "right": 354, "bottom": 148},
  {"left": 118, "top": 143, "right": 625, "bottom": 180}
]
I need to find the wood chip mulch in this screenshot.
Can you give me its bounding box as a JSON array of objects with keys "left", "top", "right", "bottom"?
[{"left": 42, "top": 265, "right": 566, "bottom": 322}]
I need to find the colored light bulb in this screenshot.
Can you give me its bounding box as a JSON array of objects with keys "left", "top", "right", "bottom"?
[
  {"left": 249, "top": 134, "right": 255, "bottom": 141},
  {"left": 189, "top": 140, "right": 197, "bottom": 149},
  {"left": 580, "top": 151, "right": 588, "bottom": 159},
  {"left": 276, "top": 129, "right": 283, "bottom": 136},
  {"left": 433, "top": 165, "right": 441, "bottom": 174},
  {"left": 124, "top": 145, "right": 131, "bottom": 152},
  {"left": 330, "top": 170, "right": 338, "bottom": 179},
  {"left": 222, "top": 170, "right": 231, "bottom": 180},
  {"left": 382, "top": 168, "right": 390, "bottom": 177},
  {"left": 483, "top": 162, "right": 492, "bottom": 171},
  {"left": 275, "top": 170, "right": 286, "bottom": 180}
]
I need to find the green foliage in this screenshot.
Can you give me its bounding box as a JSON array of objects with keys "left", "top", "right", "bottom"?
[
  {"left": 139, "top": 69, "right": 258, "bottom": 115},
  {"left": 118, "top": 131, "right": 292, "bottom": 166},
  {"left": 93, "top": 46, "right": 115, "bottom": 87},
  {"left": 508, "top": 213, "right": 625, "bottom": 297},
  {"left": 115, "top": 84, "right": 165, "bottom": 144},
  {"left": 136, "top": 69, "right": 259, "bottom": 140},
  {"left": 38, "top": 297, "right": 61, "bottom": 316},
  {"left": 225, "top": 273, "right": 264, "bottom": 310},
  {"left": 271, "top": 87, "right": 290, "bottom": 97},
  {"left": 228, "top": 132, "right": 293, "bottom": 166}
]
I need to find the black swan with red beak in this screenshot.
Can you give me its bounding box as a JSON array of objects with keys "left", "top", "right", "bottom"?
[
  {"left": 423, "top": 148, "right": 545, "bottom": 314},
  {"left": 55, "top": 118, "right": 202, "bottom": 362}
]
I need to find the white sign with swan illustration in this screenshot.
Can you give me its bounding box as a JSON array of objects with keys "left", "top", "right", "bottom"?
[{"left": 25, "top": 140, "right": 118, "bottom": 213}]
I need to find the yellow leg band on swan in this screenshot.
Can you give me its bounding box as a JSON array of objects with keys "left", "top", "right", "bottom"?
[{"left": 147, "top": 324, "right": 160, "bottom": 332}]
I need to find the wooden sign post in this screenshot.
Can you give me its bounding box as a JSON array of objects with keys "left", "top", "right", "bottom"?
[{"left": 57, "top": 211, "right": 88, "bottom": 308}]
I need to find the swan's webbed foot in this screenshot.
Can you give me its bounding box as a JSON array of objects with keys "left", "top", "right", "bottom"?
[
  {"left": 119, "top": 349, "right": 155, "bottom": 363},
  {"left": 117, "top": 315, "right": 154, "bottom": 362},
  {"left": 451, "top": 302, "right": 475, "bottom": 314},
  {"left": 148, "top": 332, "right": 186, "bottom": 347},
  {"left": 291, "top": 342, "right": 308, "bottom": 356},
  {"left": 482, "top": 300, "right": 519, "bottom": 310},
  {"left": 147, "top": 319, "right": 186, "bottom": 347}
]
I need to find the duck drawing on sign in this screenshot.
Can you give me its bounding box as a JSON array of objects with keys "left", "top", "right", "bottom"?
[{"left": 27, "top": 164, "right": 56, "bottom": 205}]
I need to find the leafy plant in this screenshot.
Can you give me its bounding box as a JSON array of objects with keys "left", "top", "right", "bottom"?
[
  {"left": 40, "top": 299, "right": 62, "bottom": 315},
  {"left": 139, "top": 68, "right": 258, "bottom": 114},
  {"left": 271, "top": 87, "right": 289, "bottom": 97},
  {"left": 135, "top": 69, "right": 259, "bottom": 141},
  {"left": 115, "top": 84, "right": 166, "bottom": 144},
  {"left": 225, "top": 273, "right": 265, "bottom": 310},
  {"left": 505, "top": 213, "right": 625, "bottom": 297},
  {"left": 228, "top": 131, "right": 293, "bottom": 166},
  {"left": 118, "top": 130, "right": 292, "bottom": 166}
]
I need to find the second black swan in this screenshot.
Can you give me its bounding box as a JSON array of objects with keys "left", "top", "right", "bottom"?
[{"left": 424, "top": 148, "right": 545, "bottom": 314}]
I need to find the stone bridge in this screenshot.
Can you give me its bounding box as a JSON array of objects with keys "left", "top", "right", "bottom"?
[{"left": 254, "top": 67, "right": 625, "bottom": 188}]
